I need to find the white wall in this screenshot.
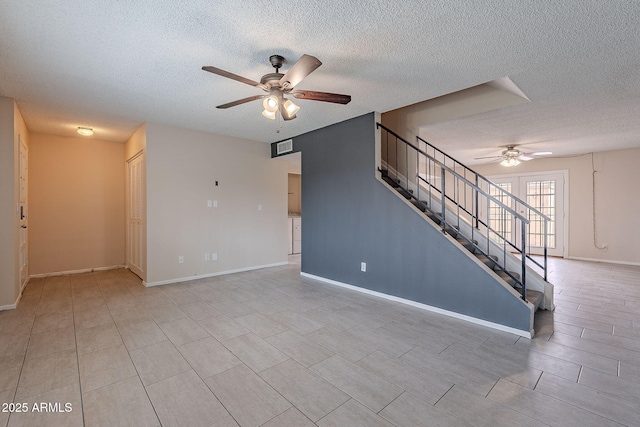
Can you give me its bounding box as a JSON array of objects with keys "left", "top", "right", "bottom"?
[
  {"left": 145, "top": 123, "right": 288, "bottom": 285},
  {"left": 382, "top": 80, "right": 530, "bottom": 142},
  {"left": 473, "top": 148, "right": 640, "bottom": 265}
]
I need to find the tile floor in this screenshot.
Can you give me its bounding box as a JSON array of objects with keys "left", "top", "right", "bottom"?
[{"left": 0, "top": 256, "right": 639, "bottom": 426}]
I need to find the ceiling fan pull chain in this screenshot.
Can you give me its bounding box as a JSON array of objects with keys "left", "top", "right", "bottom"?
[{"left": 276, "top": 110, "right": 282, "bottom": 133}]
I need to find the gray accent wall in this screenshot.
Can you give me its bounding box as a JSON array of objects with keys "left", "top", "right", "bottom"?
[{"left": 272, "top": 113, "right": 531, "bottom": 332}]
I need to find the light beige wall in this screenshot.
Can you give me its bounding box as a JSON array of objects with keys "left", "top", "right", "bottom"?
[
  {"left": 125, "top": 123, "right": 146, "bottom": 160},
  {"left": 29, "top": 133, "right": 125, "bottom": 275},
  {"left": 145, "top": 123, "right": 288, "bottom": 284},
  {"left": 288, "top": 174, "right": 301, "bottom": 214},
  {"left": 473, "top": 147, "right": 640, "bottom": 265},
  {"left": 381, "top": 81, "right": 530, "bottom": 142}
]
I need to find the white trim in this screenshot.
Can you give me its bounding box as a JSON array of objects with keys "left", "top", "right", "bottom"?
[
  {"left": 20, "top": 277, "right": 29, "bottom": 293},
  {"left": 1, "top": 277, "right": 30, "bottom": 311},
  {"left": 29, "top": 265, "right": 126, "bottom": 278},
  {"left": 144, "top": 262, "right": 289, "bottom": 287},
  {"left": 567, "top": 256, "right": 640, "bottom": 267},
  {"left": 300, "top": 272, "right": 534, "bottom": 339}
]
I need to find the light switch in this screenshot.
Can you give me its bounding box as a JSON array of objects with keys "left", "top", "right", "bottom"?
[
  {"left": 207, "top": 200, "right": 213, "bottom": 208},
  {"left": 258, "top": 204, "right": 263, "bottom": 211},
  {"left": 213, "top": 200, "right": 218, "bottom": 208}
]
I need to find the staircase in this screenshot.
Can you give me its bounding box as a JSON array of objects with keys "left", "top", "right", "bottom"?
[{"left": 377, "top": 123, "right": 553, "bottom": 312}]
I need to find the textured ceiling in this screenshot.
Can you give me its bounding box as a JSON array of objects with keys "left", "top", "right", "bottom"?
[{"left": 1, "top": 1, "right": 639, "bottom": 164}]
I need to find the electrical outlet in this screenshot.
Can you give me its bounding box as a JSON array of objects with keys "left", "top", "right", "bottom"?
[
  {"left": 212, "top": 252, "right": 218, "bottom": 261},
  {"left": 205, "top": 253, "right": 210, "bottom": 261},
  {"left": 361, "top": 262, "right": 367, "bottom": 272},
  {"left": 258, "top": 204, "right": 263, "bottom": 211},
  {"left": 603, "top": 243, "right": 608, "bottom": 249},
  {"left": 178, "top": 256, "right": 184, "bottom": 264}
]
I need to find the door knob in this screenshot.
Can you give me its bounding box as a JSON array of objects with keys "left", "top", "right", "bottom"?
[{"left": 21, "top": 225, "right": 27, "bottom": 229}]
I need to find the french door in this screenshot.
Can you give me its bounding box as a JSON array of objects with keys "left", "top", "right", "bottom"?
[{"left": 487, "top": 171, "right": 566, "bottom": 257}]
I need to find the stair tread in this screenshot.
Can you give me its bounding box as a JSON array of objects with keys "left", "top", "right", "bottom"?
[
  {"left": 526, "top": 290, "right": 544, "bottom": 310},
  {"left": 396, "top": 187, "right": 413, "bottom": 199},
  {"left": 411, "top": 200, "right": 428, "bottom": 212},
  {"left": 476, "top": 254, "right": 498, "bottom": 264},
  {"left": 497, "top": 270, "right": 521, "bottom": 281}
]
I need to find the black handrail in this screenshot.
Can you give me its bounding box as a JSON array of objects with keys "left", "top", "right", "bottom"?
[
  {"left": 377, "top": 122, "right": 550, "bottom": 300},
  {"left": 418, "top": 135, "right": 550, "bottom": 225},
  {"left": 416, "top": 134, "right": 550, "bottom": 277}
]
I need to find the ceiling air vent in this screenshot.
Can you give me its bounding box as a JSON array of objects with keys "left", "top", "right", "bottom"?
[{"left": 276, "top": 139, "right": 293, "bottom": 155}]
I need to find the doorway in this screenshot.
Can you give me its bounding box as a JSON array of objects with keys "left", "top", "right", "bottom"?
[{"left": 487, "top": 171, "right": 567, "bottom": 257}]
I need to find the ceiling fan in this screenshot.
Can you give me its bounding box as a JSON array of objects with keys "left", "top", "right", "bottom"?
[
  {"left": 475, "top": 145, "right": 552, "bottom": 167},
  {"left": 202, "top": 54, "right": 351, "bottom": 121}
]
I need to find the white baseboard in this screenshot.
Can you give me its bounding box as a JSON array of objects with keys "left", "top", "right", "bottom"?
[
  {"left": 300, "top": 272, "right": 534, "bottom": 339},
  {"left": 0, "top": 278, "right": 30, "bottom": 311},
  {"left": 0, "top": 303, "right": 17, "bottom": 311},
  {"left": 144, "top": 262, "right": 289, "bottom": 287},
  {"left": 567, "top": 256, "right": 640, "bottom": 267},
  {"left": 29, "top": 265, "right": 126, "bottom": 279}
]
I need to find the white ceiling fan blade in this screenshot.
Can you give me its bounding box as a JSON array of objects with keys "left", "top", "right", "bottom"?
[{"left": 474, "top": 155, "right": 503, "bottom": 160}]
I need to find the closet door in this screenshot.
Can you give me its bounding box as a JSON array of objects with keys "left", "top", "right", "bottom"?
[{"left": 127, "top": 152, "right": 145, "bottom": 278}]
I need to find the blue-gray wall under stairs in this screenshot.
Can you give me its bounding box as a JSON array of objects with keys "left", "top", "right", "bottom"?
[{"left": 272, "top": 113, "right": 531, "bottom": 333}]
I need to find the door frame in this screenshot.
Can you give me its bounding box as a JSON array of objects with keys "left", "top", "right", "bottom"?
[
  {"left": 19, "top": 135, "right": 29, "bottom": 291},
  {"left": 126, "top": 150, "right": 145, "bottom": 279},
  {"left": 487, "top": 169, "right": 569, "bottom": 258}
]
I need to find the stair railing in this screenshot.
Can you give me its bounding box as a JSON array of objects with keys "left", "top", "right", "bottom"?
[
  {"left": 377, "top": 123, "right": 550, "bottom": 300},
  {"left": 415, "top": 134, "right": 550, "bottom": 281}
]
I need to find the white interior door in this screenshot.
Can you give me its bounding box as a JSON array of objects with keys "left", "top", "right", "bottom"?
[
  {"left": 488, "top": 171, "right": 566, "bottom": 257},
  {"left": 126, "top": 151, "right": 145, "bottom": 278},
  {"left": 19, "top": 137, "right": 28, "bottom": 289}
]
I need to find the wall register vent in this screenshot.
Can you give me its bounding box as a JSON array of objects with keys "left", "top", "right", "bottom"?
[{"left": 277, "top": 139, "right": 293, "bottom": 155}]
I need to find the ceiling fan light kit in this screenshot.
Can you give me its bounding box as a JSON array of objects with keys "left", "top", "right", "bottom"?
[
  {"left": 263, "top": 96, "right": 278, "bottom": 113},
  {"left": 500, "top": 157, "right": 521, "bottom": 167},
  {"left": 202, "top": 54, "right": 351, "bottom": 127},
  {"left": 282, "top": 99, "right": 300, "bottom": 117},
  {"left": 262, "top": 109, "right": 276, "bottom": 120}
]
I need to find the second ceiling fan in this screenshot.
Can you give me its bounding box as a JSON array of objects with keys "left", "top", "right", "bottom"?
[
  {"left": 475, "top": 145, "right": 552, "bottom": 167},
  {"left": 202, "top": 54, "right": 351, "bottom": 121}
]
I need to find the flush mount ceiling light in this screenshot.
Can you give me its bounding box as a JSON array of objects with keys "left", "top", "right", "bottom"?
[
  {"left": 77, "top": 127, "right": 93, "bottom": 136},
  {"left": 202, "top": 54, "right": 351, "bottom": 126}
]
